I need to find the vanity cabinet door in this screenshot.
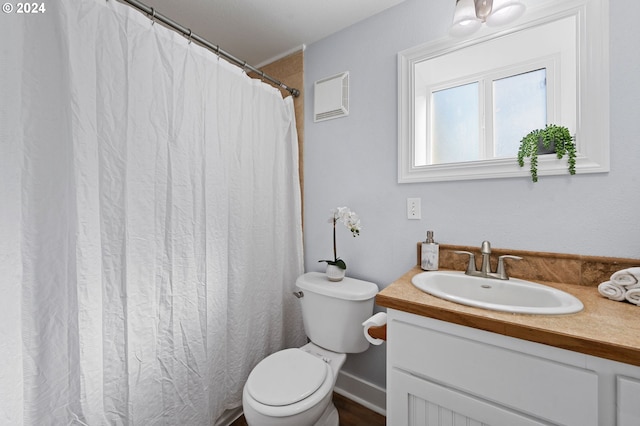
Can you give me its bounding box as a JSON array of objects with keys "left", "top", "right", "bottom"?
[
  {"left": 386, "top": 309, "right": 599, "bottom": 426},
  {"left": 388, "top": 366, "right": 549, "bottom": 426},
  {"left": 617, "top": 376, "right": 640, "bottom": 426}
]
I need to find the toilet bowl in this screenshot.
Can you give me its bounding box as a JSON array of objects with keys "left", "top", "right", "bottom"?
[
  {"left": 242, "top": 343, "right": 346, "bottom": 426},
  {"left": 241, "top": 272, "right": 378, "bottom": 426}
]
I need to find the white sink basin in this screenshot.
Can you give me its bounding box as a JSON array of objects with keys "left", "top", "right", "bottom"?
[{"left": 411, "top": 271, "right": 583, "bottom": 315}]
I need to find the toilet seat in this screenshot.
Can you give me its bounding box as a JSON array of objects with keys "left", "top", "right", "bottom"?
[
  {"left": 247, "top": 348, "right": 328, "bottom": 406},
  {"left": 244, "top": 348, "right": 334, "bottom": 418}
]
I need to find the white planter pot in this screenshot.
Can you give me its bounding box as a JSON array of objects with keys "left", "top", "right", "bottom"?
[{"left": 325, "top": 264, "right": 346, "bottom": 282}]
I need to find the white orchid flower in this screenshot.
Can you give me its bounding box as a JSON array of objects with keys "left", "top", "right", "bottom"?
[{"left": 320, "top": 206, "right": 362, "bottom": 270}]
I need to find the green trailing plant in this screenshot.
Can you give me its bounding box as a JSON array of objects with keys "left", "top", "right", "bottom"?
[{"left": 517, "top": 124, "right": 576, "bottom": 182}]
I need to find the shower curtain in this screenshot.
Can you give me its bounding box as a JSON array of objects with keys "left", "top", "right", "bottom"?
[{"left": 0, "top": 0, "right": 306, "bottom": 424}]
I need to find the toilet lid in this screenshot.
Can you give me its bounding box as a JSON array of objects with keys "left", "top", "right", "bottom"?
[{"left": 247, "top": 348, "right": 328, "bottom": 406}]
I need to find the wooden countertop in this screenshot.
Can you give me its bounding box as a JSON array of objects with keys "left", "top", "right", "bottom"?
[{"left": 376, "top": 267, "right": 640, "bottom": 367}]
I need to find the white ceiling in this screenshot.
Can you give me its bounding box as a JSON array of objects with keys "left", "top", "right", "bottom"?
[{"left": 137, "top": 0, "right": 407, "bottom": 66}]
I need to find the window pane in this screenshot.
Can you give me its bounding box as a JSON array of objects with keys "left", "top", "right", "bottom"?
[
  {"left": 431, "top": 82, "right": 479, "bottom": 164},
  {"left": 414, "top": 92, "right": 428, "bottom": 166},
  {"left": 493, "top": 69, "right": 547, "bottom": 158}
]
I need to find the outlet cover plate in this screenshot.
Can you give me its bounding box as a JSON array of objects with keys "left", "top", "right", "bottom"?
[{"left": 407, "top": 198, "right": 421, "bottom": 220}]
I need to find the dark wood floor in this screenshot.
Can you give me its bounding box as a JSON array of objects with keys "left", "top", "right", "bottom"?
[{"left": 230, "top": 392, "right": 385, "bottom": 426}]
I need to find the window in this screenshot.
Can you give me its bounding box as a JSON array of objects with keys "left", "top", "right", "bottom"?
[
  {"left": 398, "top": 0, "right": 609, "bottom": 183},
  {"left": 493, "top": 68, "right": 547, "bottom": 158},
  {"left": 422, "top": 67, "right": 548, "bottom": 166},
  {"left": 430, "top": 81, "right": 480, "bottom": 164}
]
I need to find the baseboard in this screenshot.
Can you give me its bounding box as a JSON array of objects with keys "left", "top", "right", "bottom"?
[{"left": 334, "top": 370, "right": 387, "bottom": 416}]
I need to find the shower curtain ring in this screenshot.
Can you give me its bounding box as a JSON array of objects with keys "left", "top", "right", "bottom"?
[
  {"left": 187, "top": 29, "right": 193, "bottom": 44},
  {"left": 149, "top": 7, "right": 156, "bottom": 25},
  {"left": 261, "top": 71, "right": 265, "bottom": 82},
  {"left": 215, "top": 45, "right": 220, "bottom": 60}
]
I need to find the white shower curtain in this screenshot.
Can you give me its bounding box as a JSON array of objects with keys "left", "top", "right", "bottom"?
[{"left": 0, "top": 0, "right": 305, "bottom": 424}]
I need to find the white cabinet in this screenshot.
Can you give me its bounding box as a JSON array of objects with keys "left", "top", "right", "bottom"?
[
  {"left": 617, "top": 376, "right": 640, "bottom": 426},
  {"left": 386, "top": 309, "right": 640, "bottom": 426},
  {"left": 389, "top": 368, "right": 552, "bottom": 426}
]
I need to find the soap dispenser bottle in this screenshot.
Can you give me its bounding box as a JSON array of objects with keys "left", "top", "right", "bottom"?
[{"left": 421, "top": 230, "right": 439, "bottom": 271}]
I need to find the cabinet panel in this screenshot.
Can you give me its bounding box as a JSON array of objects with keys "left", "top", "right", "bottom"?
[
  {"left": 617, "top": 376, "right": 640, "bottom": 426},
  {"left": 388, "top": 314, "right": 599, "bottom": 426},
  {"left": 389, "top": 367, "right": 549, "bottom": 426}
]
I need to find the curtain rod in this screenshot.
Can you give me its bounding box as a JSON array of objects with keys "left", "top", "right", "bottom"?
[{"left": 116, "top": 0, "right": 300, "bottom": 97}]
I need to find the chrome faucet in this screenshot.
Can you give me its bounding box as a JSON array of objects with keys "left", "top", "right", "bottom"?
[
  {"left": 480, "top": 240, "right": 492, "bottom": 276},
  {"left": 454, "top": 241, "right": 522, "bottom": 280}
]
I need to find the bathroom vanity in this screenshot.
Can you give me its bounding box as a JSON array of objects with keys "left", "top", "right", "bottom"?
[{"left": 377, "top": 266, "right": 640, "bottom": 426}]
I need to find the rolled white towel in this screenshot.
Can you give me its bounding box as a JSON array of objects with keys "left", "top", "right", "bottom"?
[
  {"left": 598, "top": 281, "right": 626, "bottom": 301},
  {"left": 610, "top": 267, "right": 640, "bottom": 287},
  {"left": 625, "top": 289, "right": 640, "bottom": 306}
]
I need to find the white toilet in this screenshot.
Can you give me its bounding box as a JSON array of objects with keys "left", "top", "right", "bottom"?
[{"left": 242, "top": 272, "right": 378, "bottom": 426}]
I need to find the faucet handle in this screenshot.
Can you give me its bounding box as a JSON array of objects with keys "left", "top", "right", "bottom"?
[
  {"left": 454, "top": 250, "right": 477, "bottom": 275},
  {"left": 496, "top": 255, "right": 523, "bottom": 279}
]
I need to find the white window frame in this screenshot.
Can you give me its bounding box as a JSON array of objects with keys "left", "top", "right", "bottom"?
[{"left": 398, "top": 0, "right": 609, "bottom": 183}]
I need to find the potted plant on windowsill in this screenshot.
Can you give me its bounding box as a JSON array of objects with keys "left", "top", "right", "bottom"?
[{"left": 517, "top": 124, "right": 576, "bottom": 182}]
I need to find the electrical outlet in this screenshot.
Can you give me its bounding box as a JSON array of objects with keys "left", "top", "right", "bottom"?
[{"left": 407, "top": 198, "right": 421, "bottom": 220}]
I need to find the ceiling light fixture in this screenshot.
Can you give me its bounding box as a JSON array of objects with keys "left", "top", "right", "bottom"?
[{"left": 450, "top": 0, "right": 526, "bottom": 37}]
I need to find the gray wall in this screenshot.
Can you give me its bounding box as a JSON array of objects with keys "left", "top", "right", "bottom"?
[{"left": 303, "top": 0, "right": 640, "bottom": 388}]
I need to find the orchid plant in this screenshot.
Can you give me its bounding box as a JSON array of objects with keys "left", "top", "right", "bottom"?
[{"left": 319, "top": 207, "right": 361, "bottom": 270}]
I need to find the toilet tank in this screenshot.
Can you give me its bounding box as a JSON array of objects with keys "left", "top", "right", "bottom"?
[{"left": 295, "top": 272, "right": 378, "bottom": 353}]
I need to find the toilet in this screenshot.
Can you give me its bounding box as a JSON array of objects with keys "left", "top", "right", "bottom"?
[{"left": 242, "top": 272, "right": 378, "bottom": 426}]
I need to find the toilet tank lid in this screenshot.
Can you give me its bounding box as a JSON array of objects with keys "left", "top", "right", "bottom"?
[{"left": 296, "top": 272, "right": 378, "bottom": 301}]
